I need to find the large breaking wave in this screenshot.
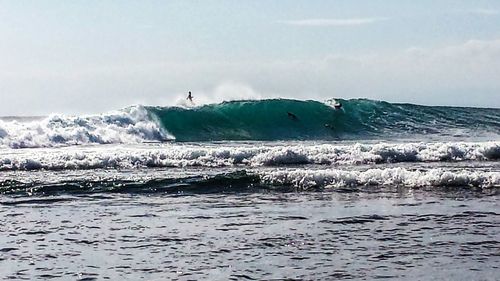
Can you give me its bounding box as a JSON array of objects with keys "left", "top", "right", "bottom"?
[
  {"left": 0, "top": 98, "right": 499, "bottom": 148},
  {"left": 149, "top": 98, "right": 500, "bottom": 141}
]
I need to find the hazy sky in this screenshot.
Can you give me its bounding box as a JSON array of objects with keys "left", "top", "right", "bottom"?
[{"left": 1, "top": 0, "right": 500, "bottom": 115}]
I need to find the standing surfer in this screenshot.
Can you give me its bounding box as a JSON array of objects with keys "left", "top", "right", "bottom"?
[{"left": 187, "top": 91, "right": 193, "bottom": 102}]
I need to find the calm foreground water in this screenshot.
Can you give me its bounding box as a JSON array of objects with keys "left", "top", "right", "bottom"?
[
  {"left": 1, "top": 185, "right": 498, "bottom": 280},
  {"left": 0, "top": 130, "right": 499, "bottom": 280}
]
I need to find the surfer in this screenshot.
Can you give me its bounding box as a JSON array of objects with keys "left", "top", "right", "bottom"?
[
  {"left": 334, "top": 102, "right": 342, "bottom": 110},
  {"left": 187, "top": 91, "right": 193, "bottom": 102},
  {"left": 287, "top": 112, "right": 298, "bottom": 120}
]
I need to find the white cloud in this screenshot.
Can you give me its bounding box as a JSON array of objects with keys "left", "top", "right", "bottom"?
[
  {"left": 469, "top": 8, "right": 499, "bottom": 16},
  {"left": 278, "top": 17, "right": 388, "bottom": 27},
  {"left": 451, "top": 8, "right": 499, "bottom": 16}
]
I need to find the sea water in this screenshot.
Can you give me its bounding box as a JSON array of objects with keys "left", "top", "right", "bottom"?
[{"left": 0, "top": 99, "right": 499, "bottom": 280}]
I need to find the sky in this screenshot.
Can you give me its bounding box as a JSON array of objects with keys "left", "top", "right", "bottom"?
[{"left": 1, "top": 0, "right": 500, "bottom": 115}]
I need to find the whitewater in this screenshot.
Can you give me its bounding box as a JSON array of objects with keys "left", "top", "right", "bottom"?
[{"left": 1, "top": 98, "right": 499, "bottom": 280}]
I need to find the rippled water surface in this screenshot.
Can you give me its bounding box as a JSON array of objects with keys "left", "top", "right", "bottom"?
[
  {"left": 1, "top": 188, "right": 498, "bottom": 280},
  {"left": 1, "top": 139, "right": 499, "bottom": 280}
]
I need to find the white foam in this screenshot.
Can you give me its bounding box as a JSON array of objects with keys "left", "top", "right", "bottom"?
[
  {"left": 0, "top": 141, "right": 498, "bottom": 171},
  {"left": 259, "top": 167, "right": 500, "bottom": 188},
  {"left": 0, "top": 106, "right": 171, "bottom": 148}
]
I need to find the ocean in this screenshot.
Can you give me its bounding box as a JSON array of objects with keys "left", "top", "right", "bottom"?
[{"left": 0, "top": 98, "right": 499, "bottom": 280}]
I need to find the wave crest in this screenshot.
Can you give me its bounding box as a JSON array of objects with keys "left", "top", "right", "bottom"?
[
  {"left": 0, "top": 106, "right": 170, "bottom": 149},
  {"left": 259, "top": 167, "right": 499, "bottom": 189}
]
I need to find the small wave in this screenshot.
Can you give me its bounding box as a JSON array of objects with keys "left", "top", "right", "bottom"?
[
  {"left": 0, "top": 141, "right": 498, "bottom": 171},
  {"left": 259, "top": 167, "right": 500, "bottom": 189},
  {"left": 1, "top": 167, "right": 498, "bottom": 197},
  {"left": 0, "top": 171, "right": 263, "bottom": 196}
]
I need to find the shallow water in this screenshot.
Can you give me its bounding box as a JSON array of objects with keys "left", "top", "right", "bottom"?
[
  {"left": 1, "top": 187, "right": 498, "bottom": 280},
  {"left": 1, "top": 138, "right": 499, "bottom": 280}
]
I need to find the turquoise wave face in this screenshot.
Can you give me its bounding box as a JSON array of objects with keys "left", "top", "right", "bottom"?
[{"left": 147, "top": 99, "right": 500, "bottom": 141}]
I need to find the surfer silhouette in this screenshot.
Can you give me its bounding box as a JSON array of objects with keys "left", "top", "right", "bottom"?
[
  {"left": 287, "top": 112, "right": 298, "bottom": 120},
  {"left": 334, "top": 102, "right": 342, "bottom": 110},
  {"left": 187, "top": 91, "right": 193, "bottom": 102}
]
